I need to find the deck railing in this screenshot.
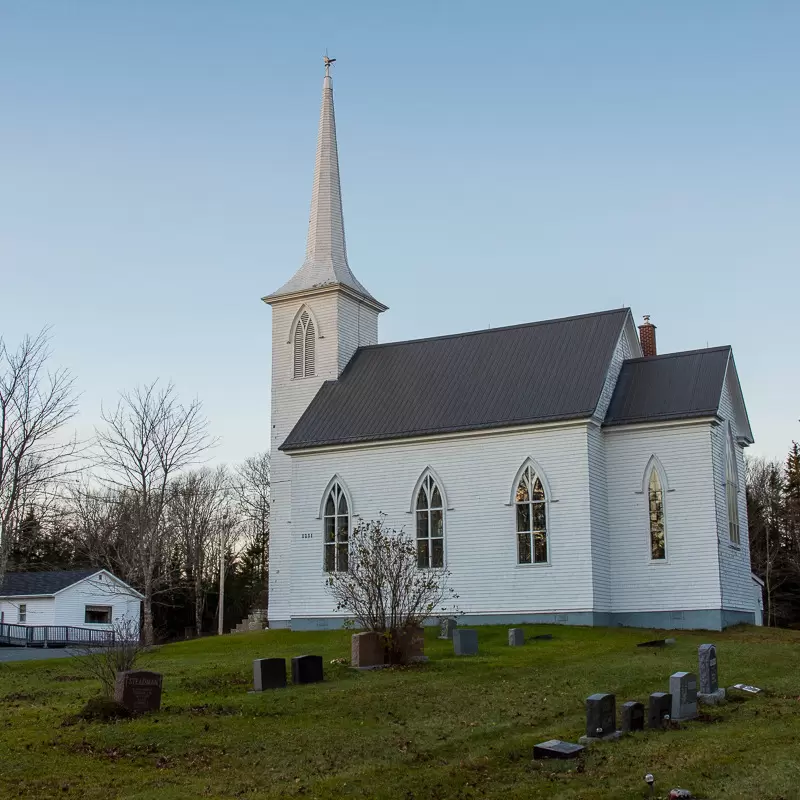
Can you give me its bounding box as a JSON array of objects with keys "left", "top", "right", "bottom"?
[{"left": 0, "top": 623, "right": 115, "bottom": 648}]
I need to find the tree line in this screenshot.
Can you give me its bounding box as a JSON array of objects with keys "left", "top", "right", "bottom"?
[
  {"left": 747, "top": 441, "right": 800, "bottom": 626},
  {"left": 0, "top": 329, "right": 269, "bottom": 644}
]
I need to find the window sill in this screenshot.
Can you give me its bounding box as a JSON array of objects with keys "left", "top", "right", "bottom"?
[
  {"left": 515, "top": 562, "right": 552, "bottom": 569},
  {"left": 727, "top": 543, "right": 742, "bottom": 552}
]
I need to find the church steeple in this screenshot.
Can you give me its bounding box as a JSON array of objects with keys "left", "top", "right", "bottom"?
[{"left": 265, "top": 57, "right": 385, "bottom": 310}]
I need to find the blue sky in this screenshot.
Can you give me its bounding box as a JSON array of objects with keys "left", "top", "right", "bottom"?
[{"left": 2, "top": 1, "right": 798, "bottom": 464}]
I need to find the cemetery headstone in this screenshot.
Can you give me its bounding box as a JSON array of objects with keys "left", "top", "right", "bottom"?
[
  {"left": 396, "top": 625, "right": 426, "bottom": 663},
  {"left": 252, "top": 658, "right": 287, "bottom": 690},
  {"left": 583, "top": 693, "right": 616, "bottom": 739},
  {"left": 670, "top": 672, "right": 698, "bottom": 721},
  {"left": 291, "top": 654, "right": 324, "bottom": 684},
  {"left": 698, "top": 644, "right": 726, "bottom": 704},
  {"left": 453, "top": 628, "right": 478, "bottom": 656},
  {"left": 533, "top": 739, "right": 585, "bottom": 759},
  {"left": 438, "top": 617, "right": 457, "bottom": 640},
  {"left": 532, "top": 633, "right": 553, "bottom": 641},
  {"left": 508, "top": 628, "right": 525, "bottom": 647},
  {"left": 351, "top": 631, "right": 385, "bottom": 669},
  {"left": 114, "top": 670, "right": 163, "bottom": 714},
  {"left": 637, "top": 637, "right": 677, "bottom": 648},
  {"left": 620, "top": 700, "right": 645, "bottom": 733},
  {"left": 648, "top": 692, "right": 672, "bottom": 729}
]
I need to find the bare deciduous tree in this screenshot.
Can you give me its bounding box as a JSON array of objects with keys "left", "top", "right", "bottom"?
[
  {"left": 233, "top": 451, "right": 270, "bottom": 607},
  {"left": 0, "top": 329, "right": 79, "bottom": 582},
  {"left": 94, "top": 381, "right": 214, "bottom": 644},
  {"left": 326, "top": 518, "right": 458, "bottom": 663},
  {"left": 169, "top": 466, "right": 230, "bottom": 635}
]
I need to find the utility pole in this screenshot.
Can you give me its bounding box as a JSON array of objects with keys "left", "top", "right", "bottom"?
[{"left": 218, "top": 511, "right": 229, "bottom": 636}]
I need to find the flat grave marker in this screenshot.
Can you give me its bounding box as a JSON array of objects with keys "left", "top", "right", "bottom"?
[{"left": 533, "top": 739, "right": 584, "bottom": 759}]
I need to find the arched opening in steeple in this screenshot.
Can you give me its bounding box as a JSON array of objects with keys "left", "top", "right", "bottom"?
[{"left": 293, "top": 310, "right": 316, "bottom": 378}]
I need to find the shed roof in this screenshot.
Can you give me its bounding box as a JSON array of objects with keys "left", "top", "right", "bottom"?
[
  {"left": 604, "top": 346, "right": 731, "bottom": 427},
  {"left": 0, "top": 569, "right": 99, "bottom": 597},
  {"left": 282, "top": 308, "right": 631, "bottom": 450}
]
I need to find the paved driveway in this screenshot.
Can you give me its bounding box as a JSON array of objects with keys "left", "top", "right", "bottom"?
[{"left": 0, "top": 646, "right": 81, "bottom": 663}]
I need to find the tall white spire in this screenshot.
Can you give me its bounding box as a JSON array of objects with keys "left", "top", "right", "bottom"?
[{"left": 265, "top": 57, "right": 384, "bottom": 308}]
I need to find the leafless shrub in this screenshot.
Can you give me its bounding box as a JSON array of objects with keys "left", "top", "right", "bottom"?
[
  {"left": 73, "top": 617, "right": 147, "bottom": 698},
  {"left": 326, "top": 518, "right": 458, "bottom": 662}
]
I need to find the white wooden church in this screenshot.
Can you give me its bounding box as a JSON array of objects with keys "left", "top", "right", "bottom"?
[{"left": 264, "top": 61, "right": 762, "bottom": 632}]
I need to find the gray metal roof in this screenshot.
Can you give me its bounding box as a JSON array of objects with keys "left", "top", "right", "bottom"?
[
  {"left": 0, "top": 569, "right": 99, "bottom": 597},
  {"left": 282, "top": 308, "right": 631, "bottom": 450},
  {"left": 604, "top": 346, "right": 731, "bottom": 427}
]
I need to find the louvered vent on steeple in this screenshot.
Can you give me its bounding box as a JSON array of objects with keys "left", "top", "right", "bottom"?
[{"left": 293, "top": 311, "right": 315, "bottom": 378}]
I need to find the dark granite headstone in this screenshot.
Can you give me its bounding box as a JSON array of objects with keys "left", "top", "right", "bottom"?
[
  {"left": 453, "top": 628, "right": 478, "bottom": 656},
  {"left": 698, "top": 644, "right": 718, "bottom": 694},
  {"left": 585, "top": 693, "right": 616, "bottom": 738},
  {"left": 438, "top": 617, "right": 457, "bottom": 640},
  {"left": 291, "top": 654, "right": 324, "bottom": 684},
  {"left": 532, "top": 633, "right": 553, "bottom": 641},
  {"left": 253, "top": 658, "right": 286, "bottom": 690},
  {"left": 533, "top": 739, "right": 584, "bottom": 759},
  {"left": 114, "top": 670, "right": 163, "bottom": 714},
  {"left": 508, "top": 628, "right": 524, "bottom": 646},
  {"left": 648, "top": 692, "right": 672, "bottom": 729},
  {"left": 621, "top": 701, "right": 645, "bottom": 733},
  {"left": 670, "top": 671, "right": 698, "bottom": 720},
  {"left": 637, "top": 638, "right": 676, "bottom": 648}
]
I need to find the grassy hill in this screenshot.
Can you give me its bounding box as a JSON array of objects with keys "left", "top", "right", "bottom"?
[{"left": 0, "top": 624, "right": 798, "bottom": 799}]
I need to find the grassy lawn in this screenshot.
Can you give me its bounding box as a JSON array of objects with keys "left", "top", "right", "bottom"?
[{"left": 0, "top": 625, "right": 798, "bottom": 800}]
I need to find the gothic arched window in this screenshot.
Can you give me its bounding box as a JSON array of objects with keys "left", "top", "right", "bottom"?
[
  {"left": 415, "top": 474, "right": 444, "bottom": 569},
  {"left": 293, "top": 310, "right": 315, "bottom": 378},
  {"left": 323, "top": 482, "right": 349, "bottom": 572},
  {"left": 648, "top": 468, "right": 666, "bottom": 560},
  {"left": 515, "top": 464, "right": 548, "bottom": 564},
  {"left": 726, "top": 425, "right": 740, "bottom": 545}
]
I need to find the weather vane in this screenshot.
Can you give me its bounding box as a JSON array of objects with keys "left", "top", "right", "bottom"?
[{"left": 324, "top": 53, "right": 336, "bottom": 77}]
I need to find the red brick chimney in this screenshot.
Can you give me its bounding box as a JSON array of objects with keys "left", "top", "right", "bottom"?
[{"left": 639, "top": 315, "right": 657, "bottom": 357}]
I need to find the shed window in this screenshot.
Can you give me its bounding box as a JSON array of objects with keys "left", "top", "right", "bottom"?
[
  {"left": 85, "top": 605, "right": 112, "bottom": 624},
  {"left": 18, "top": 604, "right": 27, "bottom": 623}
]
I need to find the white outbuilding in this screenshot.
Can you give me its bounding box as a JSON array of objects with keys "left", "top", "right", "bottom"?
[{"left": 0, "top": 569, "right": 141, "bottom": 645}]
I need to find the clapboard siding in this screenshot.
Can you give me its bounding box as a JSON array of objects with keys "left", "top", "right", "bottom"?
[
  {"left": 268, "top": 291, "right": 380, "bottom": 626},
  {"left": 287, "top": 424, "right": 595, "bottom": 621},
  {"left": 54, "top": 575, "right": 140, "bottom": 630},
  {"left": 605, "top": 422, "right": 721, "bottom": 612},
  {"left": 588, "top": 425, "right": 611, "bottom": 611},
  {"left": 594, "top": 328, "right": 633, "bottom": 424},
  {"left": 0, "top": 597, "right": 54, "bottom": 625},
  {"left": 714, "top": 371, "right": 755, "bottom": 613}
]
